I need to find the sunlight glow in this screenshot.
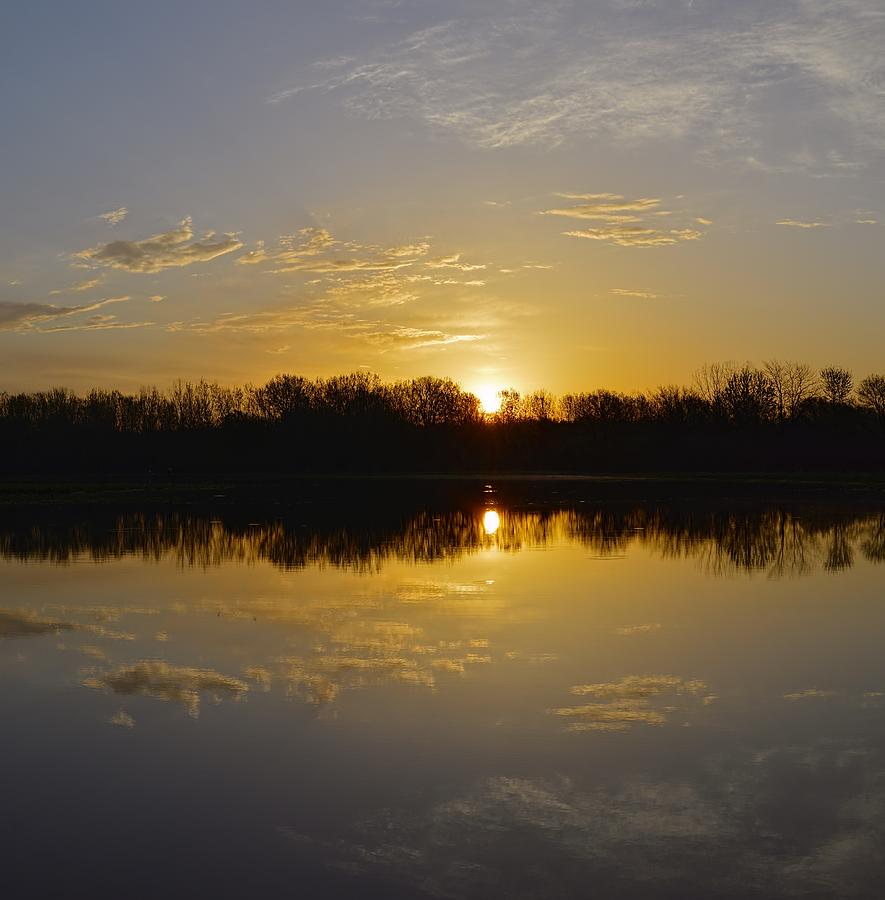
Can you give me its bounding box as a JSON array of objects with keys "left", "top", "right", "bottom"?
[
  {"left": 476, "top": 386, "right": 502, "bottom": 415},
  {"left": 483, "top": 510, "right": 501, "bottom": 535}
]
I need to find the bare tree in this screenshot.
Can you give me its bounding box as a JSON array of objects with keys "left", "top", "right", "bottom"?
[
  {"left": 559, "top": 390, "right": 640, "bottom": 423},
  {"left": 252, "top": 375, "right": 316, "bottom": 421},
  {"left": 524, "top": 390, "right": 557, "bottom": 421},
  {"left": 395, "top": 376, "right": 479, "bottom": 427},
  {"left": 495, "top": 389, "right": 523, "bottom": 424},
  {"left": 857, "top": 374, "right": 885, "bottom": 419},
  {"left": 782, "top": 361, "right": 817, "bottom": 416},
  {"left": 763, "top": 360, "right": 789, "bottom": 422},
  {"left": 764, "top": 360, "right": 817, "bottom": 420},
  {"left": 694, "top": 362, "right": 736, "bottom": 408},
  {"left": 720, "top": 366, "right": 777, "bottom": 424},
  {"left": 819, "top": 367, "right": 853, "bottom": 404},
  {"left": 648, "top": 385, "right": 709, "bottom": 425}
]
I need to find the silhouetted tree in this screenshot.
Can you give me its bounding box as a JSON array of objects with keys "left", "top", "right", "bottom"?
[
  {"left": 393, "top": 376, "right": 480, "bottom": 427},
  {"left": 820, "top": 366, "right": 853, "bottom": 404},
  {"left": 2, "top": 363, "right": 884, "bottom": 476},
  {"left": 694, "top": 361, "right": 736, "bottom": 416},
  {"left": 495, "top": 389, "right": 523, "bottom": 424},
  {"left": 857, "top": 374, "right": 885, "bottom": 420},
  {"left": 764, "top": 360, "right": 817, "bottom": 421},
  {"left": 647, "top": 386, "right": 710, "bottom": 426},
  {"left": 252, "top": 374, "right": 317, "bottom": 421},
  {"left": 524, "top": 390, "right": 556, "bottom": 421},
  {"left": 720, "top": 366, "right": 776, "bottom": 425},
  {"left": 560, "top": 390, "right": 641, "bottom": 423}
]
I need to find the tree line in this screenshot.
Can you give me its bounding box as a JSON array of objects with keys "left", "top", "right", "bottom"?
[{"left": 2, "top": 363, "right": 884, "bottom": 476}]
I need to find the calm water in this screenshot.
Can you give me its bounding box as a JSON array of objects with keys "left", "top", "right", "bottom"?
[{"left": 3, "top": 487, "right": 885, "bottom": 899}]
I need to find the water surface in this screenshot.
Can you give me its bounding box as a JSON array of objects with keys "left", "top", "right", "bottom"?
[{"left": 3, "top": 488, "right": 885, "bottom": 898}]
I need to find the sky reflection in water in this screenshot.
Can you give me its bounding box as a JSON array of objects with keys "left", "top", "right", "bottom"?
[{"left": 2, "top": 499, "right": 885, "bottom": 898}]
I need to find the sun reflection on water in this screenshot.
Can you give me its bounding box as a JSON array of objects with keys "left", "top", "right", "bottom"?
[{"left": 483, "top": 510, "right": 501, "bottom": 535}]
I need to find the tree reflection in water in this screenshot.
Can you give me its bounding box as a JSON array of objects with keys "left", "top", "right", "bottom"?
[{"left": 1, "top": 501, "right": 883, "bottom": 576}]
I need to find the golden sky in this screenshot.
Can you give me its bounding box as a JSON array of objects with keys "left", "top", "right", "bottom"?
[{"left": 2, "top": 0, "right": 884, "bottom": 396}]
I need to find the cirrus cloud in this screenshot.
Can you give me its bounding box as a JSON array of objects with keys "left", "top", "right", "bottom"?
[
  {"left": 425, "top": 253, "right": 487, "bottom": 272},
  {"left": 49, "top": 275, "right": 105, "bottom": 296},
  {"left": 237, "top": 227, "right": 430, "bottom": 274},
  {"left": 564, "top": 225, "right": 703, "bottom": 247},
  {"left": 542, "top": 194, "right": 663, "bottom": 223},
  {"left": 545, "top": 193, "right": 706, "bottom": 247},
  {"left": 267, "top": 0, "right": 885, "bottom": 171},
  {"left": 172, "top": 302, "right": 484, "bottom": 351},
  {"left": 610, "top": 289, "right": 659, "bottom": 300}
]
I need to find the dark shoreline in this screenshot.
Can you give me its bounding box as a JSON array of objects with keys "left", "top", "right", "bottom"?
[{"left": 3, "top": 471, "right": 885, "bottom": 508}]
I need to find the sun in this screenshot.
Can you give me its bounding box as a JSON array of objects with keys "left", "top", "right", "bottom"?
[{"left": 475, "top": 385, "right": 502, "bottom": 415}]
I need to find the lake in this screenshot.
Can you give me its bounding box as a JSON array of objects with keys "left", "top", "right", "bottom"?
[{"left": 3, "top": 481, "right": 885, "bottom": 898}]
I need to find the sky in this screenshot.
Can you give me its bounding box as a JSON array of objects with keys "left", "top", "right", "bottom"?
[{"left": 1, "top": 0, "right": 884, "bottom": 397}]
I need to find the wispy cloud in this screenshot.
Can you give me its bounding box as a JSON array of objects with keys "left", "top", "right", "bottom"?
[
  {"left": 0, "top": 296, "right": 131, "bottom": 332},
  {"left": 550, "top": 674, "right": 709, "bottom": 733},
  {"left": 783, "top": 688, "right": 837, "bottom": 701},
  {"left": 236, "top": 226, "right": 336, "bottom": 266},
  {"left": 172, "top": 302, "right": 483, "bottom": 351},
  {"left": 0, "top": 608, "right": 73, "bottom": 638},
  {"left": 38, "top": 315, "right": 153, "bottom": 334},
  {"left": 97, "top": 207, "right": 128, "bottom": 226},
  {"left": 610, "top": 289, "right": 659, "bottom": 300},
  {"left": 83, "top": 660, "right": 248, "bottom": 717},
  {"left": 425, "top": 253, "right": 486, "bottom": 272},
  {"left": 145, "top": 221, "right": 531, "bottom": 356},
  {"left": 564, "top": 226, "right": 702, "bottom": 248},
  {"left": 49, "top": 275, "right": 104, "bottom": 296},
  {"left": 267, "top": 1, "right": 885, "bottom": 170},
  {"left": 776, "top": 219, "right": 831, "bottom": 229},
  {"left": 545, "top": 193, "right": 705, "bottom": 247},
  {"left": 321, "top": 271, "right": 424, "bottom": 307},
  {"left": 108, "top": 710, "right": 135, "bottom": 728},
  {"left": 237, "top": 227, "right": 429, "bottom": 275},
  {"left": 386, "top": 242, "right": 432, "bottom": 258},
  {"left": 282, "top": 742, "right": 885, "bottom": 898},
  {"left": 542, "top": 194, "right": 662, "bottom": 223},
  {"left": 274, "top": 256, "right": 417, "bottom": 275},
  {"left": 75, "top": 217, "right": 242, "bottom": 273},
  {"left": 569, "top": 675, "right": 708, "bottom": 700},
  {"left": 614, "top": 622, "right": 663, "bottom": 634}
]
